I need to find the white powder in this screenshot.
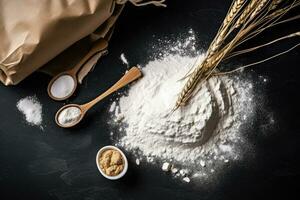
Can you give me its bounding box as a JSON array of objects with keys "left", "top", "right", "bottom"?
[
  {"left": 183, "top": 177, "right": 191, "bottom": 183},
  {"left": 171, "top": 167, "right": 179, "bottom": 174},
  {"left": 120, "top": 53, "right": 129, "bottom": 66},
  {"left": 109, "top": 29, "right": 255, "bottom": 182},
  {"left": 17, "top": 96, "right": 43, "bottom": 128},
  {"left": 162, "top": 162, "right": 171, "bottom": 171},
  {"left": 135, "top": 159, "right": 140, "bottom": 165},
  {"left": 50, "top": 75, "right": 75, "bottom": 98},
  {"left": 58, "top": 106, "right": 82, "bottom": 126}
]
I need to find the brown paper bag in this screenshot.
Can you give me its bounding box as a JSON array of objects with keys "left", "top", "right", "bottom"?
[
  {"left": 0, "top": 0, "right": 120, "bottom": 85},
  {"left": 0, "top": 0, "right": 166, "bottom": 86}
]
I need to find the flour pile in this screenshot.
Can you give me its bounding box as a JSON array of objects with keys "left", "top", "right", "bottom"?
[{"left": 108, "top": 29, "right": 255, "bottom": 182}]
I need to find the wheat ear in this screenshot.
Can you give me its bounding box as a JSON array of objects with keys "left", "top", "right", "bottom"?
[
  {"left": 174, "top": 0, "right": 300, "bottom": 110},
  {"left": 235, "top": 0, "right": 259, "bottom": 28},
  {"left": 270, "top": 0, "right": 283, "bottom": 10},
  {"left": 250, "top": 0, "right": 269, "bottom": 20},
  {"left": 208, "top": 0, "right": 245, "bottom": 57}
]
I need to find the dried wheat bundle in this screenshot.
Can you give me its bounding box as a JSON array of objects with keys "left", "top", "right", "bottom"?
[{"left": 175, "top": 0, "right": 300, "bottom": 110}]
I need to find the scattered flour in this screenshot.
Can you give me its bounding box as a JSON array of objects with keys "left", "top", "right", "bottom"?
[
  {"left": 171, "top": 167, "right": 179, "bottom": 174},
  {"left": 162, "top": 162, "right": 171, "bottom": 171},
  {"left": 135, "top": 159, "right": 140, "bottom": 165},
  {"left": 17, "top": 96, "right": 43, "bottom": 128},
  {"left": 108, "top": 29, "right": 255, "bottom": 182},
  {"left": 183, "top": 177, "right": 191, "bottom": 183},
  {"left": 120, "top": 53, "right": 129, "bottom": 66}
]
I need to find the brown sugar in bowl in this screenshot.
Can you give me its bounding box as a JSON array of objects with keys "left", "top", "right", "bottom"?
[{"left": 96, "top": 146, "right": 128, "bottom": 180}]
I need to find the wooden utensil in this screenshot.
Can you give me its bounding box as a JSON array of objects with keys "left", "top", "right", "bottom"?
[
  {"left": 55, "top": 67, "right": 142, "bottom": 128},
  {"left": 48, "top": 39, "right": 108, "bottom": 101}
]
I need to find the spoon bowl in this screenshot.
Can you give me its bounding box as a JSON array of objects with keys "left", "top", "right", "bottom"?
[
  {"left": 48, "top": 73, "right": 77, "bottom": 101},
  {"left": 55, "top": 104, "right": 84, "bottom": 128}
]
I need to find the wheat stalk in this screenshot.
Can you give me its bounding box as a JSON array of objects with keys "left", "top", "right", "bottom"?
[{"left": 174, "top": 0, "right": 300, "bottom": 110}]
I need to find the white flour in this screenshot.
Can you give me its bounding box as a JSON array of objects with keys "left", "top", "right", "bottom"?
[
  {"left": 58, "top": 106, "right": 82, "bottom": 126},
  {"left": 120, "top": 53, "right": 129, "bottom": 66},
  {"left": 17, "top": 96, "right": 43, "bottom": 128},
  {"left": 109, "top": 29, "right": 255, "bottom": 182}
]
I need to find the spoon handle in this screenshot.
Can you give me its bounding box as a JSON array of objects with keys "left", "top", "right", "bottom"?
[
  {"left": 82, "top": 67, "right": 142, "bottom": 111},
  {"left": 69, "top": 39, "right": 108, "bottom": 75}
]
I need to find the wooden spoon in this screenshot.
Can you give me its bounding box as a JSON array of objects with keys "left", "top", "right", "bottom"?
[
  {"left": 48, "top": 39, "right": 108, "bottom": 101},
  {"left": 55, "top": 67, "right": 142, "bottom": 128}
]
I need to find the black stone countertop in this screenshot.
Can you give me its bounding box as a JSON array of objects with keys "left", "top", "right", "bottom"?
[{"left": 0, "top": 0, "right": 299, "bottom": 199}]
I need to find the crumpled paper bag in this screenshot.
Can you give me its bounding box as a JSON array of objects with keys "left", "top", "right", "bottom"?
[
  {"left": 0, "top": 0, "right": 122, "bottom": 85},
  {"left": 0, "top": 0, "right": 166, "bottom": 86}
]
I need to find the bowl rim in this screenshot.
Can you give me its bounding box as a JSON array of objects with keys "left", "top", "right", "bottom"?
[{"left": 96, "top": 145, "right": 128, "bottom": 180}]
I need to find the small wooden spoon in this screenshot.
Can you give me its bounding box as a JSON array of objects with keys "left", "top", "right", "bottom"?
[
  {"left": 55, "top": 67, "right": 142, "bottom": 128},
  {"left": 48, "top": 39, "right": 108, "bottom": 101}
]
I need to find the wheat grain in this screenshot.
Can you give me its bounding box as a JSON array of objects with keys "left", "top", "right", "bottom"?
[
  {"left": 208, "top": 0, "right": 245, "bottom": 57},
  {"left": 250, "top": 0, "right": 269, "bottom": 20},
  {"left": 175, "top": 63, "right": 206, "bottom": 109},
  {"left": 224, "top": 0, "right": 246, "bottom": 25},
  {"left": 235, "top": 0, "right": 259, "bottom": 28},
  {"left": 270, "top": 0, "right": 283, "bottom": 10},
  {"left": 175, "top": 52, "right": 225, "bottom": 109}
]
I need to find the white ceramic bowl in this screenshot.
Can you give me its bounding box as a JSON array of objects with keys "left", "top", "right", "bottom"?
[{"left": 96, "top": 145, "right": 128, "bottom": 180}]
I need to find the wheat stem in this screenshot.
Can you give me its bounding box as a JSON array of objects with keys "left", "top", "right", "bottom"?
[
  {"left": 225, "top": 32, "right": 300, "bottom": 59},
  {"left": 234, "top": 1, "right": 297, "bottom": 48},
  {"left": 214, "top": 42, "right": 300, "bottom": 76}
]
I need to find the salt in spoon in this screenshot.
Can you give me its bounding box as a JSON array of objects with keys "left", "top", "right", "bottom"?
[
  {"left": 48, "top": 39, "right": 108, "bottom": 101},
  {"left": 55, "top": 67, "right": 142, "bottom": 128}
]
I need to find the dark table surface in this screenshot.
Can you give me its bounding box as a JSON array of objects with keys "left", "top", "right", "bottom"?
[{"left": 0, "top": 0, "right": 299, "bottom": 199}]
